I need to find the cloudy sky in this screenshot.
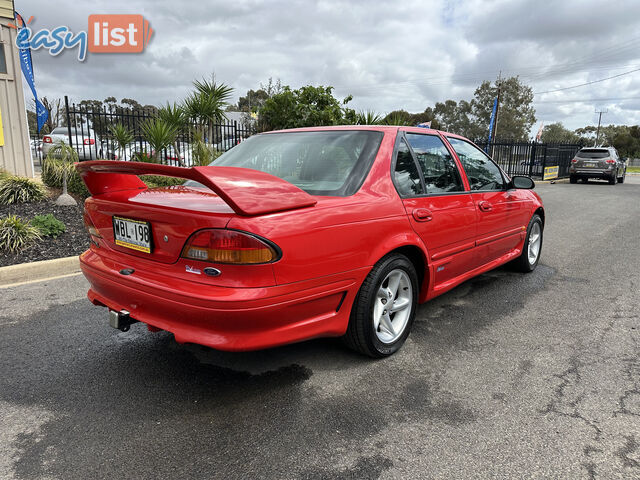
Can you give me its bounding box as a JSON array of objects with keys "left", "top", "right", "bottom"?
[{"left": 18, "top": 0, "right": 640, "bottom": 132}]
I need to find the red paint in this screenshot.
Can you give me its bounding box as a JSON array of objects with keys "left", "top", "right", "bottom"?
[{"left": 78, "top": 126, "right": 544, "bottom": 351}]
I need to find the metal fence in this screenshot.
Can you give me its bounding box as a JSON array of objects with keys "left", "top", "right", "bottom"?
[
  {"left": 31, "top": 96, "right": 256, "bottom": 167},
  {"left": 475, "top": 140, "right": 584, "bottom": 179}
]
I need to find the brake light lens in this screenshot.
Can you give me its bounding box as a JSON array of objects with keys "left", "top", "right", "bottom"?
[
  {"left": 43, "top": 136, "right": 52, "bottom": 143},
  {"left": 83, "top": 213, "right": 102, "bottom": 245},
  {"left": 606, "top": 159, "right": 616, "bottom": 164},
  {"left": 84, "top": 138, "right": 95, "bottom": 145},
  {"left": 181, "top": 229, "right": 279, "bottom": 264},
  {"left": 571, "top": 158, "right": 578, "bottom": 163}
]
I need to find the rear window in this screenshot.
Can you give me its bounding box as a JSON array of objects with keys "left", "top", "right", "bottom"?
[
  {"left": 577, "top": 149, "right": 609, "bottom": 159},
  {"left": 212, "top": 130, "right": 383, "bottom": 196}
]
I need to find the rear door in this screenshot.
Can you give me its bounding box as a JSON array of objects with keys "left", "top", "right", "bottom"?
[
  {"left": 445, "top": 137, "right": 523, "bottom": 266},
  {"left": 393, "top": 132, "right": 476, "bottom": 287}
]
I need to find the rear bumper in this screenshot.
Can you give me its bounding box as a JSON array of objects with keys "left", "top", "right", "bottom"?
[
  {"left": 79, "top": 250, "right": 368, "bottom": 351},
  {"left": 570, "top": 168, "right": 614, "bottom": 179}
]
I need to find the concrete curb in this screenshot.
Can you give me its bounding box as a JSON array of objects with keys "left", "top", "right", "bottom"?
[
  {"left": 0, "top": 256, "right": 80, "bottom": 288},
  {"left": 536, "top": 178, "right": 570, "bottom": 184}
]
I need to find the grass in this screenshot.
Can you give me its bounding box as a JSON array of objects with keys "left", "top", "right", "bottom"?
[{"left": 626, "top": 166, "right": 640, "bottom": 173}]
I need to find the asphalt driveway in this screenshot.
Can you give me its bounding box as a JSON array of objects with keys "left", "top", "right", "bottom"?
[{"left": 1, "top": 177, "right": 639, "bottom": 479}]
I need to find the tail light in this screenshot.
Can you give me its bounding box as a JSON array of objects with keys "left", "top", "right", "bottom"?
[
  {"left": 84, "top": 138, "right": 95, "bottom": 145},
  {"left": 84, "top": 213, "right": 102, "bottom": 245},
  {"left": 571, "top": 158, "right": 578, "bottom": 163},
  {"left": 606, "top": 159, "right": 616, "bottom": 164},
  {"left": 43, "top": 136, "right": 53, "bottom": 143},
  {"left": 181, "top": 229, "right": 280, "bottom": 265}
]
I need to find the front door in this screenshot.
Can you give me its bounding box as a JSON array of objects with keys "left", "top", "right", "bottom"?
[{"left": 445, "top": 137, "right": 523, "bottom": 266}]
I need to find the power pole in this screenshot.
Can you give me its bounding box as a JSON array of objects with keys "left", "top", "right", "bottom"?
[{"left": 595, "top": 109, "right": 607, "bottom": 146}]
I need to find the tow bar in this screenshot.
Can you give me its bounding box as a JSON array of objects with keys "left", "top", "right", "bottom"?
[{"left": 108, "top": 309, "right": 138, "bottom": 332}]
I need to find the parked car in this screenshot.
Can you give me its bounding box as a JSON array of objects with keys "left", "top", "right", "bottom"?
[
  {"left": 42, "top": 127, "right": 103, "bottom": 160},
  {"left": 77, "top": 126, "right": 544, "bottom": 358},
  {"left": 213, "top": 136, "right": 243, "bottom": 152},
  {"left": 569, "top": 147, "right": 626, "bottom": 184}
]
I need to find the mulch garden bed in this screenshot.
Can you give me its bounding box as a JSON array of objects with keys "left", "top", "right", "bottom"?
[{"left": 0, "top": 199, "right": 89, "bottom": 268}]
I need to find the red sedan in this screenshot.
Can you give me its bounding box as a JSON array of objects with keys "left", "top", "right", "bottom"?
[{"left": 77, "top": 126, "right": 544, "bottom": 357}]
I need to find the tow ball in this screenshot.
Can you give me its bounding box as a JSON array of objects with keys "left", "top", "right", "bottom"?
[{"left": 108, "top": 309, "right": 138, "bottom": 332}]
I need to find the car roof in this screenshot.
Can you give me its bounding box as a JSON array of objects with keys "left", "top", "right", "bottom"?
[{"left": 264, "top": 125, "right": 463, "bottom": 138}]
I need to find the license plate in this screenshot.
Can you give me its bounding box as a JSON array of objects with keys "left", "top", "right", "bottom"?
[
  {"left": 585, "top": 162, "right": 597, "bottom": 167},
  {"left": 112, "top": 216, "right": 152, "bottom": 253}
]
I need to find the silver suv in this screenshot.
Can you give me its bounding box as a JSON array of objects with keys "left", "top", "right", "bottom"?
[{"left": 569, "top": 147, "right": 626, "bottom": 185}]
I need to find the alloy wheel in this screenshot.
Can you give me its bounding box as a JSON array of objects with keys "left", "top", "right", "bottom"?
[
  {"left": 528, "top": 222, "right": 542, "bottom": 265},
  {"left": 372, "top": 269, "right": 413, "bottom": 343}
]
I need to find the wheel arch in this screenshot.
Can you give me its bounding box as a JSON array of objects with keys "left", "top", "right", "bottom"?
[
  {"left": 534, "top": 206, "right": 545, "bottom": 226},
  {"left": 367, "top": 240, "right": 430, "bottom": 303}
]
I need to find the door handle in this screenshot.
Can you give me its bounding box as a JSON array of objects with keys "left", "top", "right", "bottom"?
[
  {"left": 412, "top": 208, "right": 433, "bottom": 222},
  {"left": 478, "top": 201, "right": 493, "bottom": 212}
]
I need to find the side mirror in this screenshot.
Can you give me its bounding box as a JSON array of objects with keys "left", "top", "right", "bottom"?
[{"left": 510, "top": 175, "right": 535, "bottom": 189}]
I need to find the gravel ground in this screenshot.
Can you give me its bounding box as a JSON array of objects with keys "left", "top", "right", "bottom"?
[{"left": 0, "top": 200, "right": 88, "bottom": 267}]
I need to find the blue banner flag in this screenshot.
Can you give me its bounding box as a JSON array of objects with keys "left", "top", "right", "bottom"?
[{"left": 15, "top": 13, "right": 48, "bottom": 132}]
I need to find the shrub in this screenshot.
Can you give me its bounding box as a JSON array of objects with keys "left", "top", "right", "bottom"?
[
  {"left": 32, "top": 213, "right": 66, "bottom": 238},
  {"left": 0, "top": 215, "right": 42, "bottom": 253},
  {"left": 0, "top": 176, "right": 47, "bottom": 205},
  {"left": 139, "top": 175, "right": 185, "bottom": 188}
]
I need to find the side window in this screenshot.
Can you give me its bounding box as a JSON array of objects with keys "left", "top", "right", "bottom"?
[
  {"left": 447, "top": 137, "right": 505, "bottom": 191},
  {"left": 394, "top": 138, "right": 424, "bottom": 196},
  {"left": 405, "top": 134, "right": 463, "bottom": 194}
]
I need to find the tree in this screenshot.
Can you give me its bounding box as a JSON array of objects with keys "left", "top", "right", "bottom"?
[
  {"left": 356, "top": 110, "right": 383, "bottom": 125},
  {"left": 109, "top": 123, "right": 134, "bottom": 161},
  {"left": 141, "top": 118, "right": 178, "bottom": 163},
  {"left": 183, "top": 76, "right": 233, "bottom": 142},
  {"left": 381, "top": 110, "right": 413, "bottom": 126},
  {"left": 432, "top": 100, "right": 474, "bottom": 136},
  {"left": 471, "top": 76, "right": 536, "bottom": 141},
  {"left": 237, "top": 89, "right": 270, "bottom": 112},
  {"left": 157, "top": 103, "right": 187, "bottom": 166},
  {"left": 540, "top": 122, "right": 579, "bottom": 143},
  {"left": 258, "top": 85, "right": 355, "bottom": 131}
]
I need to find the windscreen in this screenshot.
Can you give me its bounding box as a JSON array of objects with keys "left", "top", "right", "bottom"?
[
  {"left": 577, "top": 149, "right": 609, "bottom": 159},
  {"left": 211, "top": 130, "right": 384, "bottom": 196}
]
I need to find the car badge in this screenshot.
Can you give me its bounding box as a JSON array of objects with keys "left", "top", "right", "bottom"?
[{"left": 185, "top": 265, "right": 201, "bottom": 275}]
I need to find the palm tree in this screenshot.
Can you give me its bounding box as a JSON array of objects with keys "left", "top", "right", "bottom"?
[
  {"left": 109, "top": 123, "right": 133, "bottom": 161},
  {"left": 141, "top": 118, "right": 178, "bottom": 163},
  {"left": 45, "top": 142, "right": 79, "bottom": 205},
  {"left": 183, "top": 76, "right": 233, "bottom": 144},
  {"left": 356, "top": 110, "right": 383, "bottom": 125},
  {"left": 158, "top": 103, "right": 187, "bottom": 166}
]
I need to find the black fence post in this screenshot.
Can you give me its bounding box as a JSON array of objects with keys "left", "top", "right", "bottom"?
[
  {"left": 529, "top": 143, "right": 536, "bottom": 177},
  {"left": 65, "top": 96, "right": 72, "bottom": 147}
]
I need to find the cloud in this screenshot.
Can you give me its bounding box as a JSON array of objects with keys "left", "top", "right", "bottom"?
[{"left": 20, "top": 0, "right": 640, "bottom": 131}]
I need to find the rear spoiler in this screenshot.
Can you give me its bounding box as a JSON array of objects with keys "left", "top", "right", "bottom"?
[{"left": 76, "top": 161, "right": 317, "bottom": 216}]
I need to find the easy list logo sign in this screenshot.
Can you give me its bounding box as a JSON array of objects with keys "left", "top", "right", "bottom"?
[{"left": 10, "top": 14, "right": 153, "bottom": 61}]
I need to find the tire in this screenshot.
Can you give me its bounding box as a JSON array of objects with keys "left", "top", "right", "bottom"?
[
  {"left": 618, "top": 173, "right": 625, "bottom": 183},
  {"left": 569, "top": 175, "right": 577, "bottom": 184},
  {"left": 343, "top": 253, "right": 418, "bottom": 357},
  {"left": 511, "top": 214, "right": 543, "bottom": 273},
  {"left": 609, "top": 174, "right": 617, "bottom": 185}
]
